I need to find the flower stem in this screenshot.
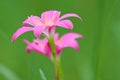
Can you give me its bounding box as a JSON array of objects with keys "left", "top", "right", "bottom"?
[
  {"left": 48, "top": 38, "right": 56, "bottom": 59},
  {"left": 48, "top": 37, "right": 63, "bottom": 80},
  {"left": 54, "top": 58, "right": 63, "bottom": 80}
]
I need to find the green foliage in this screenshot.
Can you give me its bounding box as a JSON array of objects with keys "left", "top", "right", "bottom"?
[
  {"left": 0, "top": 64, "right": 20, "bottom": 80},
  {"left": 0, "top": 0, "right": 120, "bottom": 80},
  {"left": 39, "top": 69, "right": 47, "bottom": 80}
]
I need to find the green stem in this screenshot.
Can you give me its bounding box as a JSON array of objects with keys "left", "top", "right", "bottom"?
[
  {"left": 48, "top": 38, "right": 56, "bottom": 59},
  {"left": 48, "top": 37, "right": 63, "bottom": 80},
  {"left": 54, "top": 58, "right": 63, "bottom": 80}
]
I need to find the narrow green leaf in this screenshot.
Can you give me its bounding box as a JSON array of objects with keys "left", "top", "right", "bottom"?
[
  {"left": 39, "top": 69, "right": 47, "bottom": 80},
  {"left": 0, "top": 64, "right": 21, "bottom": 80}
]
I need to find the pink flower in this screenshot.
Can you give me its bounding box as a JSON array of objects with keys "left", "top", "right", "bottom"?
[
  {"left": 12, "top": 10, "right": 82, "bottom": 42},
  {"left": 24, "top": 32, "right": 83, "bottom": 59},
  {"left": 24, "top": 38, "right": 52, "bottom": 57}
]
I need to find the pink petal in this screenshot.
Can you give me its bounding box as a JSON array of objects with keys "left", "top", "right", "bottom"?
[
  {"left": 33, "top": 26, "right": 45, "bottom": 38},
  {"left": 61, "top": 32, "right": 83, "bottom": 39},
  {"left": 23, "top": 16, "right": 43, "bottom": 27},
  {"left": 54, "top": 33, "right": 59, "bottom": 42},
  {"left": 57, "top": 33, "right": 83, "bottom": 51},
  {"left": 24, "top": 40, "right": 32, "bottom": 53},
  {"left": 24, "top": 39, "right": 52, "bottom": 57},
  {"left": 59, "top": 13, "right": 82, "bottom": 21},
  {"left": 41, "top": 10, "right": 60, "bottom": 25},
  {"left": 44, "top": 42, "right": 52, "bottom": 57},
  {"left": 26, "top": 46, "right": 31, "bottom": 53},
  {"left": 12, "top": 27, "right": 33, "bottom": 42},
  {"left": 24, "top": 39, "right": 43, "bottom": 54},
  {"left": 62, "top": 40, "right": 79, "bottom": 51},
  {"left": 57, "top": 20, "right": 73, "bottom": 29},
  {"left": 56, "top": 45, "right": 62, "bottom": 56}
]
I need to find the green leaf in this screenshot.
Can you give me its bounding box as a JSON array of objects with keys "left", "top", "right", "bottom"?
[
  {"left": 0, "top": 64, "right": 21, "bottom": 80},
  {"left": 39, "top": 69, "right": 47, "bottom": 80}
]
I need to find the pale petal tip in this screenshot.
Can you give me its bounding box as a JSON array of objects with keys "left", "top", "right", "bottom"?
[
  {"left": 24, "top": 39, "right": 31, "bottom": 53},
  {"left": 23, "top": 39, "right": 30, "bottom": 45},
  {"left": 78, "top": 34, "right": 83, "bottom": 38},
  {"left": 75, "top": 46, "right": 79, "bottom": 51},
  {"left": 79, "top": 17, "right": 83, "bottom": 21},
  {"left": 11, "top": 39, "right": 14, "bottom": 43},
  {"left": 74, "top": 14, "right": 83, "bottom": 21},
  {"left": 11, "top": 35, "right": 16, "bottom": 43},
  {"left": 74, "top": 43, "right": 80, "bottom": 51},
  {"left": 75, "top": 14, "right": 83, "bottom": 21},
  {"left": 26, "top": 48, "right": 31, "bottom": 53}
]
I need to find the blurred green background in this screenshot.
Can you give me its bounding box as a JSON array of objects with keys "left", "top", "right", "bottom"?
[{"left": 0, "top": 0, "right": 120, "bottom": 80}]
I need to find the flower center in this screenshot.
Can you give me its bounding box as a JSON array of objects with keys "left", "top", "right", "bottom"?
[
  {"left": 34, "top": 20, "right": 43, "bottom": 26},
  {"left": 39, "top": 44, "right": 44, "bottom": 49},
  {"left": 56, "top": 39, "right": 61, "bottom": 45},
  {"left": 45, "top": 20, "right": 54, "bottom": 26},
  {"left": 44, "top": 13, "right": 58, "bottom": 26}
]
